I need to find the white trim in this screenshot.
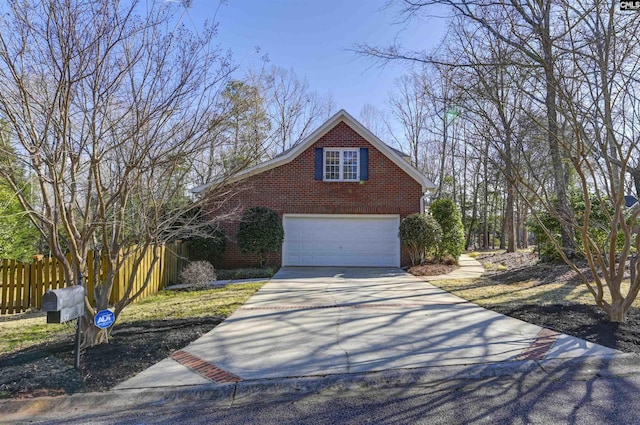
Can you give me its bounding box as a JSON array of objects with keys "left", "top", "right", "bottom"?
[
  {"left": 191, "top": 109, "right": 436, "bottom": 194},
  {"left": 323, "top": 148, "right": 359, "bottom": 182},
  {"left": 284, "top": 213, "right": 400, "bottom": 219}
]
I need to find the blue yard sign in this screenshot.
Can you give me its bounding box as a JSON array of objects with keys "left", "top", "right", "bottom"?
[{"left": 94, "top": 309, "right": 115, "bottom": 329}]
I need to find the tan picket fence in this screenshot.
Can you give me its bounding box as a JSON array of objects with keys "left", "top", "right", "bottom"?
[{"left": 0, "top": 241, "right": 189, "bottom": 315}]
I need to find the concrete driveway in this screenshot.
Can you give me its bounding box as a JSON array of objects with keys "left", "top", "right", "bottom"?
[{"left": 116, "top": 258, "right": 619, "bottom": 390}]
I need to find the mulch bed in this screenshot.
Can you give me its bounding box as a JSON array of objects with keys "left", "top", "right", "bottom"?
[
  {"left": 0, "top": 317, "right": 221, "bottom": 399},
  {"left": 472, "top": 250, "right": 640, "bottom": 354},
  {"left": 488, "top": 303, "right": 640, "bottom": 354},
  {"left": 408, "top": 263, "right": 458, "bottom": 276}
]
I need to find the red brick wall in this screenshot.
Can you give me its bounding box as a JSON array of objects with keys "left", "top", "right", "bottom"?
[{"left": 206, "top": 121, "right": 423, "bottom": 268}]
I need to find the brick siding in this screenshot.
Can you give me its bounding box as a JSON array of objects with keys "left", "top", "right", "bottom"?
[{"left": 206, "top": 121, "right": 423, "bottom": 268}]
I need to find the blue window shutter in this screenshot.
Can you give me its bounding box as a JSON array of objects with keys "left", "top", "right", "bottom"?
[
  {"left": 314, "top": 148, "right": 323, "bottom": 180},
  {"left": 360, "top": 148, "right": 369, "bottom": 181}
]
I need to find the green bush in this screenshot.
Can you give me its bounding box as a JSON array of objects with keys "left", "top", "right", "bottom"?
[
  {"left": 189, "top": 226, "right": 226, "bottom": 263},
  {"left": 430, "top": 198, "right": 465, "bottom": 262},
  {"left": 529, "top": 193, "right": 629, "bottom": 262},
  {"left": 237, "top": 207, "right": 284, "bottom": 267},
  {"left": 216, "top": 267, "right": 275, "bottom": 280},
  {"left": 528, "top": 210, "right": 563, "bottom": 261},
  {"left": 399, "top": 213, "right": 442, "bottom": 266}
]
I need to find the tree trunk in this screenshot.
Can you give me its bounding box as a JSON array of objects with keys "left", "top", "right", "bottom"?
[
  {"left": 437, "top": 111, "right": 449, "bottom": 198},
  {"left": 607, "top": 301, "right": 627, "bottom": 323},
  {"left": 505, "top": 181, "right": 516, "bottom": 252},
  {"left": 499, "top": 197, "right": 506, "bottom": 250},
  {"left": 541, "top": 10, "right": 574, "bottom": 256},
  {"left": 490, "top": 191, "right": 498, "bottom": 249},
  {"left": 81, "top": 315, "right": 109, "bottom": 348},
  {"left": 482, "top": 142, "right": 490, "bottom": 249},
  {"left": 519, "top": 198, "right": 529, "bottom": 249},
  {"left": 465, "top": 170, "right": 479, "bottom": 250}
]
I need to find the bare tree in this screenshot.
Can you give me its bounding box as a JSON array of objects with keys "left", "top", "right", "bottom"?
[
  {"left": 217, "top": 78, "right": 272, "bottom": 169},
  {"left": 261, "top": 66, "right": 333, "bottom": 154},
  {"left": 388, "top": 73, "right": 430, "bottom": 168},
  {"left": 359, "top": 103, "right": 392, "bottom": 143},
  {"left": 542, "top": 1, "right": 640, "bottom": 322},
  {"left": 355, "top": 0, "right": 575, "bottom": 254},
  {"left": 446, "top": 15, "right": 535, "bottom": 253},
  {"left": 356, "top": 1, "right": 640, "bottom": 322},
  {"left": 440, "top": 0, "right": 640, "bottom": 322},
  {"left": 0, "top": 0, "right": 237, "bottom": 345}
]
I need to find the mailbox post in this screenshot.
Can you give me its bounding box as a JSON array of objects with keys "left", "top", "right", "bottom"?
[{"left": 42, "top": 285, "right": 85, "bottom": 369}]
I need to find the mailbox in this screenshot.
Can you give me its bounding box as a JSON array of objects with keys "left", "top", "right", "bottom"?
[{"left": 42, "top": 286, "right": 85, "bottom": 324}]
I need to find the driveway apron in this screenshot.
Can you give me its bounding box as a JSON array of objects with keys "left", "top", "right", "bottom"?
[{"left": 116, "top": 260, "right": 619, "bottom": 389}]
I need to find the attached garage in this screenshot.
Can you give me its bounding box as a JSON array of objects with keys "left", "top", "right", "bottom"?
[
  {"left": 282, "top": 214, "right": 400, "bottom": 267},
  {"left": 196, "top": 110, "right": 436, "bottom": 269}
]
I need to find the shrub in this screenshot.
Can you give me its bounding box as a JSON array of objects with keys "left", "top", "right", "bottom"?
[
  {"left": 180, "top": 261, "right": 216, "bottom": 289},
  {"left": 527, "top": 210, "right": 563, "bottom": 261},
  {"left": 430, "top": 198, "right": 465, "bottom": 262},
  {"left": 399, "top": 213, "right": 442, "bottom": 266},
  {"left": 237, "top": 207, "right": 284, "bottom": 267},
  {"left": 528, "top": 193, "right": 625, "bottom": 262},
  {"left": 216, "top": 267, "right": 275, "bottom": 280},
  {"left": 189, "top": 226, "right": 226, "bottom": 263}
]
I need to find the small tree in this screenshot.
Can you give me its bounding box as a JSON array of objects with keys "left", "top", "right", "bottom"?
[
  {"left": 528, "top": 194, "right": 624, "bottom": 262},
  {"left": 527, "top": 210, "right": 563, "bottom": 262},
  {"left": 0, "top": 1, "right": 238, "bottom": 347},
  {"left": 431, "top": 198, "right": 465, "bottom": 262},
  {"left": 237, "top": 207, "right": 284, "bottom": 267},
  {"left": 399, "top": 213, "right": 442, "bottom": 266}
]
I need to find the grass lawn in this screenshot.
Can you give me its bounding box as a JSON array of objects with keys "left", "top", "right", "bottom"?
[
  {"left": 429, "top": 276, "right": 596, "bottom": 307},
  {"left": 0, "top": 281, "right": 266, "bottom": 355},
  {"left": 435, "top": 250, "right": 640, "bottom": 309}
]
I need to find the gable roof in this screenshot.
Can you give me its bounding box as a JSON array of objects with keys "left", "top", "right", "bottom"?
[
  {"left": 191, "top": 109, "right": 436, "bottom": 194},
  {"left": 386, "top": 144, "right": 412, "bottom": 161}
]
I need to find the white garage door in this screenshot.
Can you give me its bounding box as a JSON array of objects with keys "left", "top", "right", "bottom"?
[{"left": 282, "top": 214, "right": 400, "bottom": 267}]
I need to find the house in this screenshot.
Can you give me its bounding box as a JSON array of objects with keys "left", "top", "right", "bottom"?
[{"left": 193, "top": 109, "right": 436, "bottom": 268}]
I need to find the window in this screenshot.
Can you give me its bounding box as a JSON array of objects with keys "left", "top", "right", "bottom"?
[{"left": 324, "top": 148, "right": 359, "bottom": 181}]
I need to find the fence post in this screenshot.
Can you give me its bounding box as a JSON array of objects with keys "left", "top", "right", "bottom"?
[
  {"left": 24, "top": 261, "right": 31, "bottom": 311},
  {"left": 176, "top": 240, "right": 184, "bottom": 284},
  {"left": 1, "top": 259, "right": 8, "bottom": 314},
  {"left": 31, "top": 255, "right": 44, "bottom": 309}
]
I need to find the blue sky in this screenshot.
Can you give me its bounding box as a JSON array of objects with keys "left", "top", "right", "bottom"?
[{"left": 181, "top": 0, "right": 448, "bottom": 119}]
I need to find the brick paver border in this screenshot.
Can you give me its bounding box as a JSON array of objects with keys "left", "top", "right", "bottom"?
[
  {"left": 171, "top": 350, "right": 241, "bottom": 383},
  {"left": 516, "top": 328, "right": 560, "bottom": 361},
  {"left": 241, "top": 302, "right": 470, "bottom": 311}
]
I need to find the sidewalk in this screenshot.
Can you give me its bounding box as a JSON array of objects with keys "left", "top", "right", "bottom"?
[{"left": 418, "top": 254, "right": 486, "bottom": 281}]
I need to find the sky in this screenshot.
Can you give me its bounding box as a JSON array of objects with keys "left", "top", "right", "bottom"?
[{"left": 180, "top": 0, "right": 449, "bottom": 121}]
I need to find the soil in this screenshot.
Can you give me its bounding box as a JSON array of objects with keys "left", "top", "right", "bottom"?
[
  {"left": 3, "top": 252, "right": 640, "bottom": 399},
  {"left": 0, "top": 317, "right": 221, "bottom": 399}
]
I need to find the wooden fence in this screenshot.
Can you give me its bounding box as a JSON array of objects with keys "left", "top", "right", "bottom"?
[{"left": 0, "top": 241, "right": 188, "bottom": 315}]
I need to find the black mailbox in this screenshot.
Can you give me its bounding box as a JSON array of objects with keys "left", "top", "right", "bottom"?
[{"left": 42, "top": 286, "right": 85, "bottom": 324}]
